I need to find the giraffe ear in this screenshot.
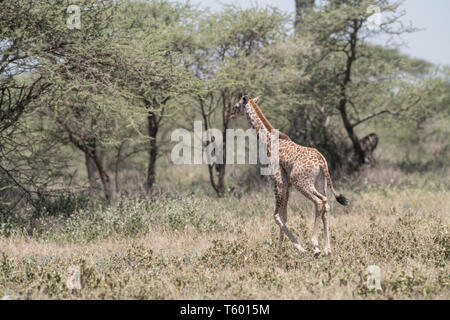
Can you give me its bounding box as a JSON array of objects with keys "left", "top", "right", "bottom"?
[{"left": 252, "top": 96, "right": 260, "bottom": 103}]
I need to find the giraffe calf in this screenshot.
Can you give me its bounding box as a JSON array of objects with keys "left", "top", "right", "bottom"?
[{"left": 231, "top": 94, "right": 348, "bottom": 256}]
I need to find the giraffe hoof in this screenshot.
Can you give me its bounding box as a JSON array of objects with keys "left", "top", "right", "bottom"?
[
  {"left": 313, "top": 247, "right": 321, "bottom": 256},
  {"left": 323, "top": 249, "right": 331, "bottom": 256},
  {"left": 294, "top": 244, "right": 306, "bottom": 253}
]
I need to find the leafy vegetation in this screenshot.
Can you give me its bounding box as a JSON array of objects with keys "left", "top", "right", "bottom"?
[{"left": 0, "top": 168, "right": 448, "bottom": 299}]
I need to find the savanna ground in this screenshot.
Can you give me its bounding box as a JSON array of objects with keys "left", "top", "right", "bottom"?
[{"left": 0, "top": 161, "right": 448, "bottom": 300}]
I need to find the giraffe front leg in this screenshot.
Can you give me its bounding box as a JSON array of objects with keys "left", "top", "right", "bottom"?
[
  {"left": 274, "top": 213, "right": 305, "bottom": 253},
  {"left": 278, "top": 227, "right": 284, "bottom": 251},
  {"left": 273, "top": 193, "right": 305, "bottom": 253},
  {"left": 278, "top": 188, "right": 289, "bottom": 251},
  {"left": 273, "top": 173, "right": 305, "bottom": 253}
]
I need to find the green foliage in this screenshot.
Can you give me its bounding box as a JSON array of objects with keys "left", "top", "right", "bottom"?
[
  {"left": 257, "top": 0, "right": 447, "bottom": 172},
  {"left": 1, "top": 0, "right": 448, "bottom": 204},
  {"left": 0, "top": 0, "right": 118, "bottom": 207}
]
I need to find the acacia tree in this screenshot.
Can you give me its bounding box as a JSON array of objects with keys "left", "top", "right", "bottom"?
[
  {"left": 182, "top": 5, "right": 288, "bottom": 196},
  {"left": 0, "top": 0, "right": 116, "bottom": 209},
  {"left": 27, "top": 0, "right": 199, "bottom": 203},
  {"left": 42, "top": 46, "right": 131, "bottom": 203},
  {"left": 383, "top": 66, "right": 450, "bottom": 167},
  {"left": 111, "top": 0, "right": 196, "bottom": 195},
  {"left": 263, "top": 0, "right": 434, "bottom": 172},
  {"left": 295, "top": 0, "right": 315, "bottom": 29}
]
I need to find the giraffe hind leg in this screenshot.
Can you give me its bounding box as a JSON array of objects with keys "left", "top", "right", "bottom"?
[
  {"left": 311, "top": 173, "right": 328, "bottom": 255},
  {"left": 322, "top": 198, "right": 331, "bottom": 255},
  {"left": 314, "top": 172, "right": 332, "bottom": 255},
  {"left": 302, "top": 189, "right": 324, "bottom": 255},
  {"left": 311, "top": 200, "right": 322, "bottom": 255},
  {"left": 292, "top": 176, "right": 326, "bottom": 255}
]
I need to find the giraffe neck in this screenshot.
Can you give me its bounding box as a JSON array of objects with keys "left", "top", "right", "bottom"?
[
  {"left": 248, "top": 99, "right": 275, "bottom": 132},
  {"left": 247, "top": 100, "right": 290, "bottom": 141},
  {"left": 245, "top": 100, "right": 271, "bottom": 140}
]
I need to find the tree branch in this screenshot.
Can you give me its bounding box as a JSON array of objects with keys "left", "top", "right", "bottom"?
[{"left": 351, "top": 96, "right": 422, "bottom": 128}]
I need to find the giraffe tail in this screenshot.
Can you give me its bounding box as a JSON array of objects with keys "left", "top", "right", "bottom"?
[
  {"left": 335, "top": 194, "right": 348, "bottom": 206},
  {"left": 321, "top": 165, "right": 348, "bottom": 206}
]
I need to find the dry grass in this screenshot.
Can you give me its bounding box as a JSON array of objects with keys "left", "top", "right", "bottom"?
[{"left": 0, "top": 166, "right": 448, "bottom": 299}]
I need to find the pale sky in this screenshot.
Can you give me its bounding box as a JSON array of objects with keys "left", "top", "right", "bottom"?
[{"left": 191, "top": 0, "right": 450, "bottom": 66}]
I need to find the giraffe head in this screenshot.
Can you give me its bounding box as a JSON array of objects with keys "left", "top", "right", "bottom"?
[{"left": 230, "top": 93, "right": 259, "bottom": 119}]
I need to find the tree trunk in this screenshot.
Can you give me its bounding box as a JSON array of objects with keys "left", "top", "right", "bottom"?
[
  {"left": 295, "top": 0, "right": 315, "bottom": 31},
  {"left": 205, "top": 139, "right": 226, "bottom": 197},
  {"left": 91, "top": 154, "right": 115, "bottom": 204},
  {"left": 216, "top": 164, "right": 226, "bottom": 195},
  {"left": 85, "top": 153, "right": 99, "bottom": 190},
  {"left": 199, "top": 94, "right": 229, "bottom": 197},
  {"left": 113, "top": 142, "right": 125, "bottom": 195},
  {"left": 145, "top": 111, "right": 158, "bottom": 195},
  {"left": 214, "top": 129, "right": 227, "bottom": 196},
  {"left": 62, "top": 118, "right": 115, "bottom": 203},
  {"left": 338, "top": 97, "right": 366, "bottom": 165},
  {"left": 86, "top": 137, "right": 115, "bottom": 203},
  {"left": 338, "top": 19, "right": 370, "bottom": 168}
]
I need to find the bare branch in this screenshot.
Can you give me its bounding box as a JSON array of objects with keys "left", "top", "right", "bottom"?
[{"left": 351, "top": 96, "right": 422, "bottom": 128}]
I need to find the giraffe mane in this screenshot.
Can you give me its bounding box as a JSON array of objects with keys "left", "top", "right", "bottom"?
[
  {"left": 249, "top": 99, "right": 275, "bottom": 132},
  {"left": 249, "top": 98, "right": 290, "bottom": 140}
]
